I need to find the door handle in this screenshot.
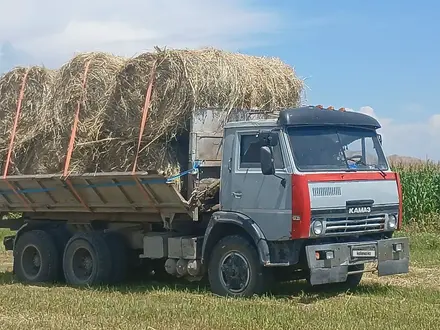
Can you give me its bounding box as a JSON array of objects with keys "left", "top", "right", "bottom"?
[{"left": 232, "top": 192, "right": 242, "bottom": 199}]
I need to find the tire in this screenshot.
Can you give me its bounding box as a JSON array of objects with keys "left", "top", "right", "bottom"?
[
  {"left": 63, "top": 232, "right": 112, "bottom": 286},
  {"left": 208, "top": 235, "right": 270, "bottom": 297},
  {"left": 13, "top": 230, "right": 59, "bottom": 283},
  {"left": 103, "top": 232, "right": 128, "bottom": 284},
  {"left": 47, "top": 226, "right": 71, "bottom": 282}
]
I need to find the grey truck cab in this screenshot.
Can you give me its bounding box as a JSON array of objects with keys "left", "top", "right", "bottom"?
[
  {"left": 203, "top": 105, "right": 408, "bottom": 295},
  {"left": 1, "top": 105, "right": 409, "bottom": 298}
]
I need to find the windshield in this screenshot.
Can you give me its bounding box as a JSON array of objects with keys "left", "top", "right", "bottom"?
[{"left": 287, "top": 126, "right": 388, "bottom": 172}]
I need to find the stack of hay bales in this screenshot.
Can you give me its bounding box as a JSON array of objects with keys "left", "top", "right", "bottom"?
[{"left": 0, "top": 47, "right": 304, "bottom": 176}]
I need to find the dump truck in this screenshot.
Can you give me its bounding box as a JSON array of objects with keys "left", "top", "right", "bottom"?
[{"left": 0, "top": 105, "right": 409, "bottom": 297}]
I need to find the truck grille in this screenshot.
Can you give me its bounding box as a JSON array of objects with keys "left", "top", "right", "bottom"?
[{"left": 325, "top": 214, "right": 386, "bottom": 235}]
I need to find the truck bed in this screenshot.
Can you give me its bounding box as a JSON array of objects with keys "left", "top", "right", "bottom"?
[{"left": 0, "top": 172, "right": 190, "bottom": 216}]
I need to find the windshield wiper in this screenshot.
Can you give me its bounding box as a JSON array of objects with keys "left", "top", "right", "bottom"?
[{"left": 371, "top": 164, "right": 387, "bottom": 178}]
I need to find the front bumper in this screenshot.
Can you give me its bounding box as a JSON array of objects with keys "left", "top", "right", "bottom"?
[{"left": 305, "top": 237, "right": 409, "bottom": 285}]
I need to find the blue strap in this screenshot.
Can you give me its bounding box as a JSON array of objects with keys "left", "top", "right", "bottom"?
[{"left": 166, "top": 160, "right": 203, "bottom": 183}]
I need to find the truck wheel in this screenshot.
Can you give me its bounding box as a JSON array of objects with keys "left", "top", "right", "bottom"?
[
  {"left": 208, "top": 235, "right": 268, "bottom": 297},
  {"left": 63, "top": 232, "right": 112, "bottom": 286},
  {"left": 103, "top": 232, "right": 128, "bottom": 284},
  {"left": 13, "top": 230, "right": 59, "bottom": 283}
]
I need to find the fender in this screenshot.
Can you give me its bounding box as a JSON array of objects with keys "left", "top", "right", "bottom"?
[
  {"left": 8, "top": 219, "right": 65, "bottom": 251},
  {"left": 201, "top": 211, "right": 272, "bottom": 266},
  {"left": 11, "top": 221, "right": 34, "bottom": 251}
]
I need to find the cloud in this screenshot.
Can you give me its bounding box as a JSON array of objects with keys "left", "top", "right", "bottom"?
[
  {"left": 0, "top": 0, "right": 282, "bottom": 67},
  {"left": 354, "top": 106, "right": 440, "bottom": 161}
]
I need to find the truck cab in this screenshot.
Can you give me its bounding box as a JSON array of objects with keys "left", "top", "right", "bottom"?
[{"left": 203, "top": 105, "right": 408, "bottom": 296}]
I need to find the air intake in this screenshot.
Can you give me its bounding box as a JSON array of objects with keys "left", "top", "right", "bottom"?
[{"left": 312, "top": 186, "right": 342, "bottom": 197}]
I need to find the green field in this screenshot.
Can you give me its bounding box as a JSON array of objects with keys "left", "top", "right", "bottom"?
[
  {"left": 0, "top": 162, "right": 440, "bottom": 329},
  {"left": 0, "top": 230, "right": 439, "bottom": 329}
]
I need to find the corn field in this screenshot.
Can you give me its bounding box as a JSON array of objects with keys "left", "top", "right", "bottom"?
[{"left": 391, "top": 161, "right": 440, "bottom": 229}]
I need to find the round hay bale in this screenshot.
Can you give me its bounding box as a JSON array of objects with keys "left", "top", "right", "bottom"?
[
  {"left": 0, "top": 66, "right": 55, "bottom": 175},
  {"left": 112, "top": 48, "right": 304, "bottom": 144},
  {"left": 39, "top": 52, "right": 126, "bottom": 174}
]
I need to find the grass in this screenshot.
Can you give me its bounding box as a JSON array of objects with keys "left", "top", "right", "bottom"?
[{"left": 0, "top": 229, "right": 439, "bottom": 330}]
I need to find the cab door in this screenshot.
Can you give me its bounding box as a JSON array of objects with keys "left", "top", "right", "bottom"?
[{"left": 225, "top": 129, "right": 292, "bottom": 241}]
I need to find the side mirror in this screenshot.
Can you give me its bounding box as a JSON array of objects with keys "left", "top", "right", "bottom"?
[
  {"left": 258, "top": 130, "right": 279, "bottom": 147},
  {"left": 260, "top": 146, "right": 275, "bottom": 175},
  {"left": 377, "top": 134, "right": 382, "bottom": 145}
]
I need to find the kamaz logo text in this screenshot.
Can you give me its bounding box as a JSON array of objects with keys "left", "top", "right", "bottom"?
[{"left": 348, "top": 206, "right": 371, "bottom": 214}]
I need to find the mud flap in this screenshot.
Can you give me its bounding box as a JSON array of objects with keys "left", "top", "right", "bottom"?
[
  {"left": 377, "top": 237, "right": 410, "bottom": 276},
  {"left": 305, "top": 244, "right": 350, "bottom": 285}
]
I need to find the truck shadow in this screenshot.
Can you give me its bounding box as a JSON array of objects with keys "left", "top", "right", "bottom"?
[
  {"left": 97, "top": 277, "right": 397, "bottom": 304},
  {"left": 0, "top": 271, "right": 14, "bottom": 284},
  {"left": 0, "top": 270, "right": 396, "bottom": 303}
]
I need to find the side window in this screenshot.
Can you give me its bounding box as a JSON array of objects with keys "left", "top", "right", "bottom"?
[{"left": 239, "top": 134, "right": 284, "bottom": 169}]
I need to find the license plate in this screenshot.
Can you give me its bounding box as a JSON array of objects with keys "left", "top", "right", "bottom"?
[{"left": 352, "top": 248, "right": 376, "bottom": 258}]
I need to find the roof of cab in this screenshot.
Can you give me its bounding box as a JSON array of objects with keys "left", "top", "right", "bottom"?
[{"left": 224, "top": 106, "right": 381, "bottom": 129}]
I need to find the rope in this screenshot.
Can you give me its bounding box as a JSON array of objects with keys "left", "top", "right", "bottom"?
[
  {"left": 1, "top": 69, "right": 34, "bottom": 210},
  {"left": 131, "top": 63, "right": 157, "bottom": 174},
  {"left": 63, "top": 60, "right": 92, "bottom": 177},
  {"left": 62, "top": 60, "right": 92, "bottom": 211},
  {"left": 166, "top": 160, "right": 202, "bottom": 183},
  {"left": 3, "top": 69, "right": 29, "bottom": 178}
]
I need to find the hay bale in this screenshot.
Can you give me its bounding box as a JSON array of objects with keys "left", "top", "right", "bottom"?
[
  {"left": 0, "top": 66, "right": 55, "bottom": 175},
  {"left": 38, "top": 52, "right": 127, "bottom": 174},
  {"left": 112, "top": 47, "right": 304, "bottom": 143}
]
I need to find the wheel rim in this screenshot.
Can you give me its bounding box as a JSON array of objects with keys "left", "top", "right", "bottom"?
[
  {"left": 21, "top": 244, "right": 42, "bottom": 279},
  {"left": 219, "top": 251, "right": 251, "bottom": 294},
  {"left": 71, "top": 247, "right": 94, "bottom": 282}
]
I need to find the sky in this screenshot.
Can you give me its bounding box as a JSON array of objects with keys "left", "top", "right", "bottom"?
[{"left": 0, "top": 0, "right": 438, "bottom": 160}]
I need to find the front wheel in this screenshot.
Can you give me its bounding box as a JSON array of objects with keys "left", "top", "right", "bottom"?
[{"left": 208, "top": 235, "right": 270, "bottom": 297}]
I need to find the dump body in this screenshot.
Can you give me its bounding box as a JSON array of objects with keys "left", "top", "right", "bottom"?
[{"left": 0, "top": 172, "right": 190, "bottom": 222}]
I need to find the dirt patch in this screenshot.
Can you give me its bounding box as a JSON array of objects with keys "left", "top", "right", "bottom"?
[{"left": 362, "top": 265, "right": 440, "bottom": 289}]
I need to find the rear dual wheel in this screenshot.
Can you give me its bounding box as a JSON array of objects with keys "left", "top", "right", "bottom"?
[
  {"left": 14, "top": 229, "right": 129, "bottom": 286},
  {"left": 63, "top": 231, "right": 128, "bottom": 286}
]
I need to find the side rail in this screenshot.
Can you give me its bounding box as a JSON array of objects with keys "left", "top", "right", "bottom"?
[{"left": 0, "top": 172, "right": 191, "bottom": 215}]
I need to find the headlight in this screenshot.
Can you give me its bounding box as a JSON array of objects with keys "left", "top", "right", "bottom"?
[
  {"left": 388, "top": 214, "right": 397, "bottom": 229},
  {"left": 312, "top": 220, "right": 324, "bottom": 235}
]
